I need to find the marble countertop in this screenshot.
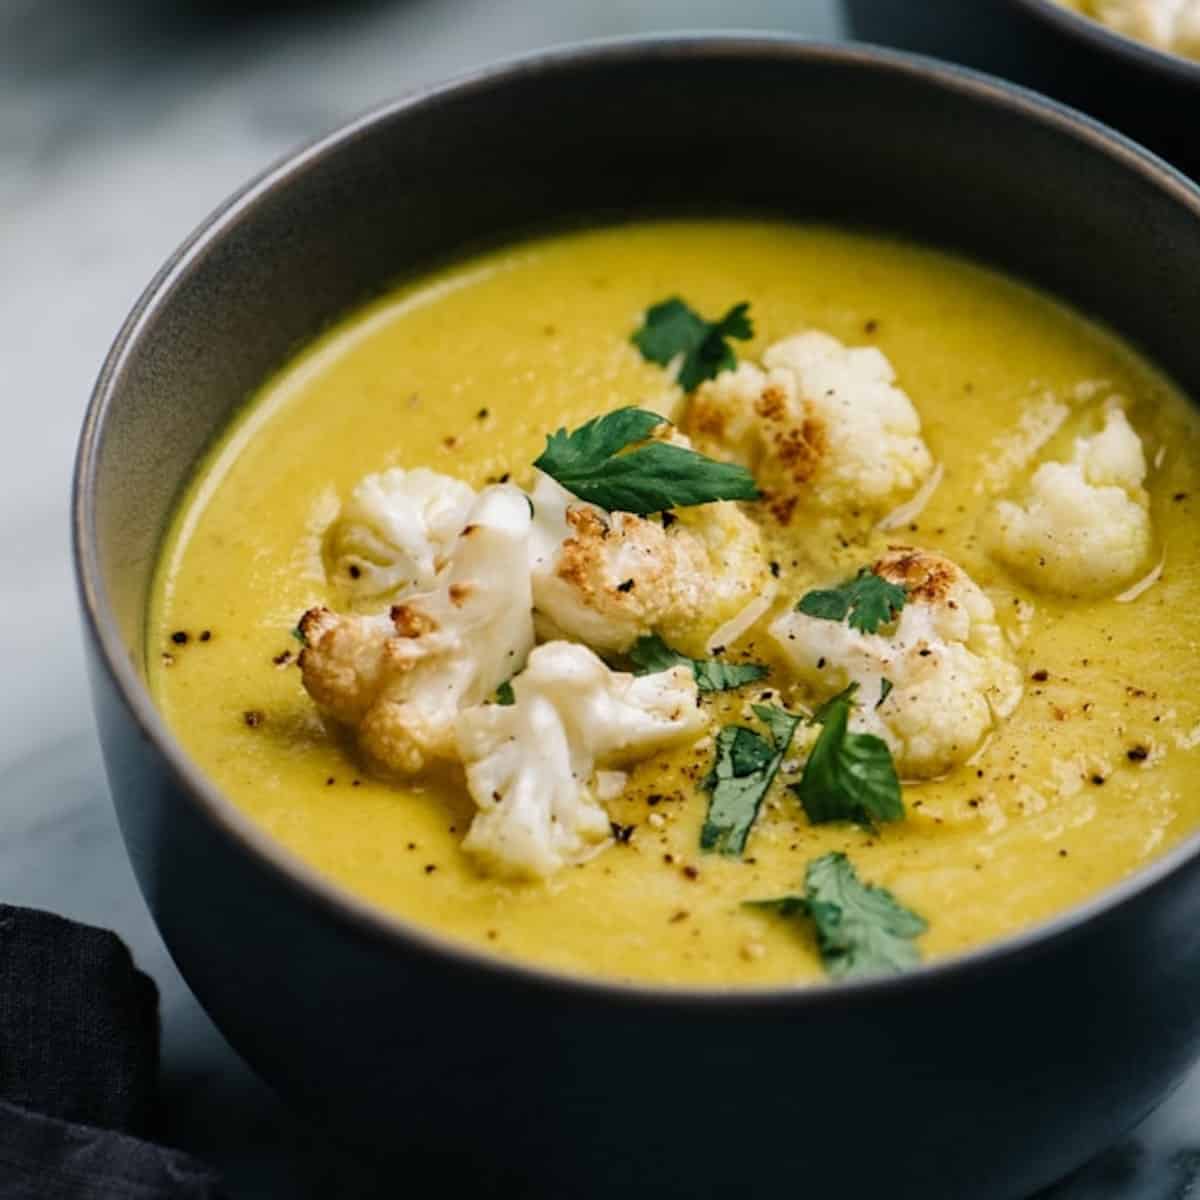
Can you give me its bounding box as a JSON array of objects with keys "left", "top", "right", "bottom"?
[{"left": 2, "top": 0, "right": 1197, "bottom": 1194}]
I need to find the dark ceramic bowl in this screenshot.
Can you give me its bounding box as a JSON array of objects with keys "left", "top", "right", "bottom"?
[
  {"left": 74, "top": 36, "right": 1200, "bottom": 1200},
  {"left": 845, "top": 0, "right": 1200, "bottom": 178}
]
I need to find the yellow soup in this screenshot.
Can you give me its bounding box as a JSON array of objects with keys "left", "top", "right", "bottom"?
[{"left": 149, "top": 220, "right": 1200, "bottom": 987}]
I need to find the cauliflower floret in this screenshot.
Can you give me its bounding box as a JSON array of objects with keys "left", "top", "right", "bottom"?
[
  {"left": 456, "top": 642, "right": 706, "bottom": 878},
  {"left": 324, "top": 467, "right": 476, "bottom": 604},
  {"left": 299, "top": 485, "right": 534, "bottom": 774},
  {"left": 770, "top": 549, "right": 1022, "bottom": 778},
  {"left": 1088, "top": 0, "right": 1200, "bottom": 51},
  {"left": 986, "top": 403, "right": 1153, "bottom": 596},
  {"left": 528, "top": 470, "right": 771, "bottom": 656},
  {"left": 685, "top": 331, "right": 932, "bottom": 523},
  {"left": 1177, "top": 2, "right": 1200, "bottom": 52}
]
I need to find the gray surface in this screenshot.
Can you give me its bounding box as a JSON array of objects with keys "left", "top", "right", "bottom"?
[{"left": 2, "top": 0, "right": 1199, "bottom": 1194}]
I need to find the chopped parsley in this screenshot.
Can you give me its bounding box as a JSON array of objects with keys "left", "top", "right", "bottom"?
[
  {"left": 797, "top": 569, "right": 907, "bottom": 635},
  {"left": 533, "top": 407, "right": 759, "bottom": 515},
  {"left": 700, "top": 705, "right": 801, "bottom": 857},
  {"left": 629, "top": 634, "right": 768, "bottom": 693},
  {"left": 748, "top": 852, "right": 926, "bottom": 980},
  {"left": 290, "top": 624, "right": 307, "bottom": 645},
  {"left": 632, "top": 297, "right": 753, "bottom": 392},
  {"left": 791, "top": 684, "right": 903, "bottom": 829},
  {"left": 877, "top": 678, "right": 894, "bottom": 708},
  {"left": 493, "top": 680, "right": 516, "bottom": 706}
]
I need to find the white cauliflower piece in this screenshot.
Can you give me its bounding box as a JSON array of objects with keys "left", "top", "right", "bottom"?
[
  {"left": 986, "top": 403, "right": 1153, "bottom": 596},
  {"left": 528, "top": 469, "right": 771, "bottom": 656},
  {"left": 770, "top": 549, "right": 1022, "bottom": 779},
  {"left": 299, "top": 485, "right": 534, "bottom": 774},
  {"left": 685, "top": 331, "right": 932, "bottom": 523},
  {"left": 1178, "top": 2, "right": 1200, "bottom": 52},
  {"left": 457, "top": 642, "right": 706, "bottom": 878},
  {"left": 324, "top": 467, "right": 476, "bottom": 603},
  {"left": 1087, "top": 0, "right": 1200, "bottom": 52}
]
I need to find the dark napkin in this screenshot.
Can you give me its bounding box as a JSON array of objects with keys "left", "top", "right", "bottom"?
[{"left": 0, "top": 904, "right": 224, "bottom": 1198}]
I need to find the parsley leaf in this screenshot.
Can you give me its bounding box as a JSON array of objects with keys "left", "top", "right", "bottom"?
[
  {"left": 291, "top": 624, "right": 307, "bottom": 645},
  {"left": 533, "top": 407, "right": 760, "bottom": 515},
  {"left": 632, "top": 297, "right": 754, "bottom": 392},
  {"left": 745, "top": 895, "right": 808, "bottom": 919},
  {"left": 629, "top": 634, "right": 768, "bottom": 693},
  {"left": 797, "top": 569, "right": 907, "bottom": 635},
  {"left": 747, "top": 853, "right": 926, "bottom": 979},
  {"left": 806, "top": 852, "right": 926, "bottom": 978},
  {"left": 877, "top": 678, "right": 894, "bottom": 708},
  {"left": 791, "top": 684, "right": 903, "bottom": 829},
  {"left": 494, "top": 680, "right": 515, "bottom": 706},
  {"left": 701, "top": 704, "right": 801, "bottom": 857}
]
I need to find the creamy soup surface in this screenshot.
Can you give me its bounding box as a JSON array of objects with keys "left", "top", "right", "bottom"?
[{"left": 150, "top": 220, "right": 1200, "bottom": 987}]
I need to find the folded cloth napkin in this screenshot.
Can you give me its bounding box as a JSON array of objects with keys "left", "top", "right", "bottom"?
[{"left": 0, "top": 904, "right": 224, "bottom": 1198}]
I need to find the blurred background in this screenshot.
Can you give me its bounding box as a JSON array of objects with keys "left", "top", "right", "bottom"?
[{"left": 3, "top": 0, "right": 1200, "bottom": 1195}]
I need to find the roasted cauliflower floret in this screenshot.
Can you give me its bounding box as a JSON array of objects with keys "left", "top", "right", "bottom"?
[
  {"left": 528, "top": 471, "right": 771, "bottom": 656},
  {"left": 1087, "top": 0, "right": 1200, "bottom": 52},
  {"left": 770, "top": 549, "right": 1022, "bottom": 778},
  {"left": 986, "top": 402, "right": 1153, "bottom": 596},
  {"left": 457, "top": 641, "right": 707, "bottom": 878},
  {"left": 685, "top": 331, "right": 932, "bottom": 523},
  {"left": 299, "top": 485, "right": 535, "bottom": 774},
  {"left": 324, "top": 467, "right": 476, "bottom": 604}
]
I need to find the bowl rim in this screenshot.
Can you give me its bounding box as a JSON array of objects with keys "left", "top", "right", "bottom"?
[
  {"left": 1014, "top": 0, "right": 1200, "bottom": 84},
  {"left": 73, "top": 32, "right": 1200, "bottom": 1009}
]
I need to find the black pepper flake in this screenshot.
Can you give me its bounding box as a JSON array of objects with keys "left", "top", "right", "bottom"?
[
  {"left": 864, "top": 319, "right": 879, "bottom": 334},
  {"left": 406, "top": 842, "right": 416, "bottom": 851},
  {"left": 1031, "top": 669, "right": 1049, "bottom": 683},
  {"left": 616, "top": 579, "right": 635, "bottom": 593},
  {"left": 352, "top": 779, "right": 362, "bottom": 787},
  {"left": 424, "top": 864, "right": 437, "bottom": 874},
  {"left": 273, "top": 650, "right": 292, "bottom": 666},
  {"left": 171, "top": 631, "right": 189, "bottom": 645},
  {"left": 661, "top": 511, "right": 678, "bottom": 529},
  {"left": 769, "top": 561, "right": 781, "bottom": 578},
  {"left": 682, "top": 865, "right": 699, "bottom": 881},
  {"left": 1127, "top": 745, "right": 1150, "bottom": 762},
  {"left": 1059, "top": 849, "right": 1069, "bottom": 858},
  {"left": 1090, "top": 774, "right": 1106, "bottom": 786},
  {"left": 199, "top": 630, "right": 212, "bottom": 643},
  {"left": 670, "top": 911, "right": 689, "bottom": 924},
  {"left": 486, "top": 929, "right": 499, "bottom": 941},
  {"left": 663, "top": 853, "right": 675, "bottom": 864},
  {"left": 1174, "top": 492, "right": 1188, "bottom": 502},
  {"left": 348, "top": 563, "right": 361, "bottom": 579},
  {"left": 610, "top": 822, "right": 635, "bottom": 844},
  {"left": 647, "top": 794, "right": 665, "bottom": 807},
  {"left": 243, "top": 710, "right": 263, "bottom": 728},
  {"left": 326, "top": 777, "right": 335, "bottom": 786},
  {"left": 476, "top": 407, "right": 489, "bottom": 420}
]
